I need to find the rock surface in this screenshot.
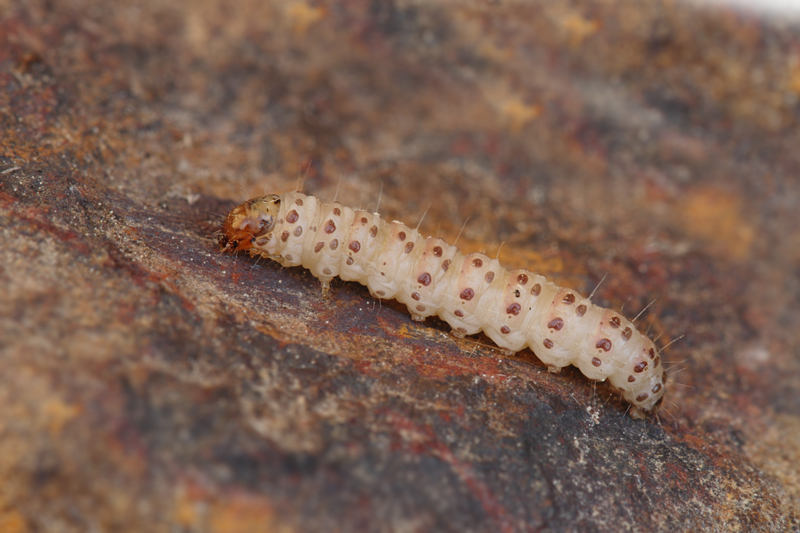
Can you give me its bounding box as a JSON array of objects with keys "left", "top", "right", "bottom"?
[{"left": 1, "top": 1, "right": 799, "bottom": 531}]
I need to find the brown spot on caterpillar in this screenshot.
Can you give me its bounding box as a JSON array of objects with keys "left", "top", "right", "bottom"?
[
  {"left": 349, "top": 241, "right": 361, "bottom": 253},
  {"left": 562, "top": 293, "right": 575, "bottom": 304},
  {"left": 622, "top": 327, "right": 633, "bottom": 341},
  {"left": 286, "top": 210, "right": 299, "bottom": 224},
  {"left": 485, "top": 272, "right": 495, "bottom": 283},
  {"left": 430, "top": 247, "right": 441, "bottom": 258},
  {"left": 281, "top": 231, "right": 290, "bottom": 242},
  {"left": 314, "top": 242, "right": 325, "bottom": 253},
  {"left": 330, "top": 239, "right": 339, "bottom": 250},
  {"left": 294, "top": 226, "right": 303, "bottom": 237},
  {"left": 323, "top": 268, "right": 332, "bottom": 275},
  {"left": 361, "top": 217, "right": 368, "bottom": 224},
  {"left": 256, "top": 236, "right": 269, "bottom": 246},
  {"left": 652, "top": 383, "right": 662, "bottom": 394},
  {"left": 473, "top": 258, "right": 483, "bottom": 268},
  {"left": 649, "top": 348, "right": 656, "bottom": 359},
  {"left": 418, "top": 273, "right": 432, "bottom": 286},
  {"left": 405, "top": 242, "right": 414, "bottom": 253},
  {"left": 442, "top": 260, "right": 451, "bottom": 271},
  {"left": 324, "top": 220, "right": 336, "bottom": 233},
  {"left": 411, "top": 292, "right": 420, "bottom": 301},
  {"left": 454, "top": 310, "right": 464, "bottom": 317},
  {"left": 370, "top": 225, "right": 378, "bottom": 237},
  {"left": 548, "top": 318, "right": 564, "bottom": 331},
  {"left": 346, "top": 257, "right": 354, "bottom": 265},
  {"left": 628, "top": 375, "right": 636, "bottom": 383},
  {"left": 506, "top": 303, "right": 521, "bottom": 316},
  {"left": 311, "top": 226, "right": 317, "bottom": 232},
  {"left": 501, "top": 326, "right": 511, "bottom": 334},
  {"left": 610, "top": 317, "right": 621, "bottom": 328},
  {"left": 333, "top": 207, "right": 341, "bottom": 216},
  {"left": 517, "top": 273, "right": 528, "bottom": 285},
  {"left": 416, "top": 305, "right": 425, "bottom": 311},
  {"left": 654, "top": 356, "right": 661, "bottom": 368},
  {"left": 543, "top": 339, "right": 554, "bottom": 349},
  {"left": 376, "top": 290, "right": 386, "bottom": 296},
  {"left": 636, "top": 393, "right": 649, "bottom": 402},
  {"left": 398, "top": 231, "right": 406, "bottom": 241},
  {"left": 295, "top": 198, "right": 303, "bottom": 206},
  {"left": 514, "top": 289, "right": 521, "bottom": 298},
  {"left": 596, "top": 339, "right": 612, "bottom": 352},
  {"left": 460, "top": 288, "right": 474, "bottom": 301},
  {"left": 634, "top": 361, "right": 647, "bottom": 373},
  {"left": 576, "top": 304, "right": 587, "bottom": 317},
  {"left": 591, "top": 357, "right": 602, "bottom": 367},
  {"left": 285, "top": 254, "right": 293, "bottom": 262},
  {"left": 532, "top": 284, "right": 541, "bottom": 296}
]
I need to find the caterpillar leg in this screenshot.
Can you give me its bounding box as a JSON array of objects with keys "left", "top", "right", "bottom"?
[
  {"left": 451, "top": 328, "right": 467, "bottom": 339},
  {"left": 547, "top": 365, "right": 562, "bottom": 373},
  {"left": 629, "top": 406, "right": 647, "bottom": 420},
  {"left": 410, "top": 314, "right": 426, "bottom": 322},
  {"left": 257, "top": 252, "right": 294, "bottom": 268},
  {"left": 320, "top": 280, "right": 331, "bottom": 296}
]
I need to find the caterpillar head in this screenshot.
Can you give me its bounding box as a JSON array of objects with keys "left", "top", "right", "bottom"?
[{"left": 220, "top": 194, "right": 281, "bottom": 253}]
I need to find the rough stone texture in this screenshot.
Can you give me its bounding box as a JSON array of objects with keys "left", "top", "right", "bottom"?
[{"left": 1, "top": 1, "right": 799, "bottom": 532}]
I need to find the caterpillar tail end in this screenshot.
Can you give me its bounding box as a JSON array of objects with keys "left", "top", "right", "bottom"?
[{"left": 629, "top": 396, "right": 663, "bottom": 420}]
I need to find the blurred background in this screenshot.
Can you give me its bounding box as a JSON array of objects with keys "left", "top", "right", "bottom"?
[{"left": 1, "top": 0, "right": 799, "bottom": 531}]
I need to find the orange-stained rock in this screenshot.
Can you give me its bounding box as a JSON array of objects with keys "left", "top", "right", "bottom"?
[{"left": 1, "top": 1, "right": 799, "bottom": 531}]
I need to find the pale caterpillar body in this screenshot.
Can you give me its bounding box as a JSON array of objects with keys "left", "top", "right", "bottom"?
[{"left": 221, "top": 192, "right": 666, "bottom": 418}]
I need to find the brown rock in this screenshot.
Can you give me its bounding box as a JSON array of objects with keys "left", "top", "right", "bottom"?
[{"left": 1, "top": 1, "right": 798, "bottom": 531}]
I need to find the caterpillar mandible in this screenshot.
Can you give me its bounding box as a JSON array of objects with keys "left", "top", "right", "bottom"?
[{"left": 221, "top": 192, "right": 667, "bottom": 419}]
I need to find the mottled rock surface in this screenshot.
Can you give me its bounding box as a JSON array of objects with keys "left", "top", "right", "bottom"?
[{"left": 1, "top": 1, "right": 799, "bottom": 531}]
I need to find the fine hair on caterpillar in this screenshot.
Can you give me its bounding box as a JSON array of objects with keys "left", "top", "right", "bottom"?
[{"left": 220, "top": 191, "right": 668, "bottom": 419}]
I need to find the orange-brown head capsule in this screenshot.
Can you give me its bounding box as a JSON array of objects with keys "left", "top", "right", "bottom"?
[{"left": 220, "top": 194, "right": 281, "bottom": 253}]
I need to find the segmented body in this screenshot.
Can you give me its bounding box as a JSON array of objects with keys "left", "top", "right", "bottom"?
[{"left": 221, "top": 192, "right": 666, "bottom": 418}]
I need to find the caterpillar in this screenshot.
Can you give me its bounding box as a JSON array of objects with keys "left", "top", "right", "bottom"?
[{"left": 220, "top": 192, "right": 667, "bottom": 419}]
